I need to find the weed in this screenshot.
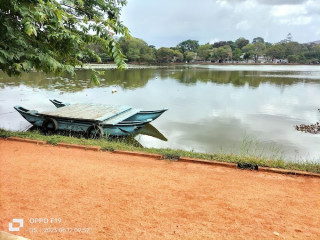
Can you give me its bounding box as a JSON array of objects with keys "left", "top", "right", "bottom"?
[
  {"left": 101, "top": 146, "right": 115, "bottom": 152},
  {"left": 161, "top": 154, "right": 180, "bottom": 161}
]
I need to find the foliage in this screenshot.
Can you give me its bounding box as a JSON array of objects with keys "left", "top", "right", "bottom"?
[
  {"left": 177, "top": 39, "right": 199, "bottom": 53},
  {"left": 185, "top": 51, "right": 196, "bottom": 62},
  {"left": 242, "top": 44, "right": 255, "bottom": 61},
  {"left": 214, "top": 45, "right": 232, "bottom": 62},
  {"left": 119, "top": 37, "right": 156, "bottom": 63},
  {"left": 252, "top": 37, "right": 264, "bottom": 43},
  {"left": 197, "top": 43, "right": 211, "bottom": 61},
  {"left": 177, "top": 39, "right": 199, "bottom": 61},
  {"left": 0, "top": 0, "right": 129, "bottom": 82},
  {"left": 266, "top": 44, "right": 285, "bottom": 60},
  {"left": 212, "top": 41, "right": 228, "bottom": 48},
  {"left": 243, "top": 42, "right": 265, "bottom": 63},
  {"left": 287, "top": 55, "right": 298, "bottom": 63},
  {"left": 232, "top": 48, "right": 242, "bottom": 61},
  {"left": 235, "top": 37, "right": 249, "bottom": 49},
  {"left": 284, "top": 41, "right": 304, "bottom": 56},
  {"left": 156, "top": 47, "right": 183, "bottom": 63}
]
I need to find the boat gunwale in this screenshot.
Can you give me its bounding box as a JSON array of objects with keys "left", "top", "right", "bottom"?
[{"left": 15, "top": 106, "right": 151, "bottom": 127}]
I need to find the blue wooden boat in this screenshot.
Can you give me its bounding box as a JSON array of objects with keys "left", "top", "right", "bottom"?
[
  {"left": 50, "top": 99, "right": 168, "bottom": 122},
  {"left": 14, "top": 100, "right": 168, "bottom": 137}
]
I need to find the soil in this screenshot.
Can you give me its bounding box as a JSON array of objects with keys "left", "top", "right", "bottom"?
[{"left": 0, "top": 140, "right": 319, "bottom": 240}]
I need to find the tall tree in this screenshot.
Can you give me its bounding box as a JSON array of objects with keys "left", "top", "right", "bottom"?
[
  {"left": 156, "top": 47, "right": 181, "bottom": 63},
  {"left": 252, "top": 37, "right": 265, "bottom": 44},
  {"left": 0, "top": 0, "right": 129, "bottom": 82},
  {"left": 266, "top": 44, "right": 285, "bottom": 61},
  {"left": 284, "top": 41, "right": 304, "bottom": 57},
  {"left": 177, "top": 39, "right": 199, "bottom": 60},
  {"left": 235, "top": 37, "right": 249, "bottom": 50},
  {"left": 119, "top": 37, "right": 155, "bottom": 63},
  {"left": 213, "top": 45, "right": 232, "bottom": 63},
  {"left": 243, "top": 42, "right": 266, "bottom": 63},
  {"left": 212, "top": 41, "right": 228, "bottom": 48},
  {"left": 197, "top": 43, "right": 211, "bottom": 61},
  {"left": 232, "top": 48, "right": 243, "bottom": 61},
  {"left": 185, "top": 51, "right": 196, "bottom": 62},
  {"left": 177, "top": 40, "right": 199, "bottom": 53}
]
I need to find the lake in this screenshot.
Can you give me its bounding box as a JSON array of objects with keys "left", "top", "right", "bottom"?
[{"left": 0, "top": 64, "right": 319, "bottom": 162}]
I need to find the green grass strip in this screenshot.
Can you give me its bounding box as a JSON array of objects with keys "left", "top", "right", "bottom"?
[{"left": 1, "top": 129, "right": 319, "bottom": 174}]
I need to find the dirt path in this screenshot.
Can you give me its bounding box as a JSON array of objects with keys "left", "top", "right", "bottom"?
[{"left": 0, "top": 140, "right": 319, "bottom": 240}]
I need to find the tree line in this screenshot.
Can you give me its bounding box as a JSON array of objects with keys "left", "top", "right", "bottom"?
[{"left": 87, "top": 34, "right": 320, "bottom": 64}]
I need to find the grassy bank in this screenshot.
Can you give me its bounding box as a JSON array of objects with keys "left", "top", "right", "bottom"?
[{"left": 1, "top": 129, "right": 319, "bottom": 174}]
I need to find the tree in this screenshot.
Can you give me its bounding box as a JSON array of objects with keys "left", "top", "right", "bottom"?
[
  {"left": 197, "top": 43, "right": 211, "bottom": 61},
  {"left": 156, "top": 47, "right": 177, "bottom": 63},
  {"left": 177, "top": 40, "right": 199, "bottom": 53},
  {"left": 252, "top": 37, "right": 264, "bottom": 44},
  {"left": 286, "top": 33, "right": 293, "bottom": 42},
  {"left": 172, "top": 49, "right": 184, "bottom": 62},
  {"left": 235, "top": 37, "right": 249, "bottom": 50},
  {"left": 177, "top": 39, "right": 199, "bottom": 60},
  {"left": 242, "top": 44, "right": 255, "bottom": 61},
  {"left": 232, "top": 48, "right": 243, "bottom": 61},
  {"left": 304, "top": 44, "right": 320, "bottom": 63},
  {"left": 243, "top": 42, "right": 266, "bottom": 63},
  {"left": 185, "top": 51, "right": 196, "bottom": 62},
  {"left": 287, "top": 55, "right": 298, "bottom": 63},
  {"left": 119, "top": 37, "right": 156, "bottom": 63},
  {"left": 266, "top": 44, "right": 285, "bottom": 61},
  {"left": 214, "top": 45, "right": 232, "bottom": 63},
  {"left": 212, "top": 41, "right": 228, "bottom": 48},
  {"left": 284, "top": 41, "right": 304, "bottom": 57},
  {"left": 227, "top": 41, "right": 236, "bottom": 50},
  {"left": 0, "top": 0, "right": 129, "bottom": 83},
  {"left": 280, "top": 33, "right": 293, "bottom": 44}
]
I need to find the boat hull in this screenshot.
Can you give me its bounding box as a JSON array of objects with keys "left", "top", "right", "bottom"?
[{"left": 14, "top": 106, "right": 150, "bottom": 137}]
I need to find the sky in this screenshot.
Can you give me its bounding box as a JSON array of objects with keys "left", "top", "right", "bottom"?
[{"left": 121, "top": 0, "right": 320, "bottom": 48}]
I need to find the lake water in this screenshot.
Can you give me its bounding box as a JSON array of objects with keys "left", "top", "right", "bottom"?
[{"left": 1, "top": 64, "right": 319, "bottom": 162}]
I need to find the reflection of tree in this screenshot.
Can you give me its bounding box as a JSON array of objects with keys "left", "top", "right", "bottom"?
[
  {"left": 0, "top": 68, "right": 154, "bottom": 91},
  {"left": 102, "top": 69, "right": 154, "bottom": 89},
  {"left": 162, "top": 68, "right": 318, "bottom": 88},
  {"left": 1, "top": 67, "right": 319, "bottom": 91}
]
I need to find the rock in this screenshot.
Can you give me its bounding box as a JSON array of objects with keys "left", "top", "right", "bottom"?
[{"left": 273, "top": 231, "right": 280, "bottom": 236}]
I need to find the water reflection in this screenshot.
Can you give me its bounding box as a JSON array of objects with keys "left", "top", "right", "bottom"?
[
  {"left": 0, "top": 68, "right": 155, "bottom": 92},
  {"left": 1, "top": 65, "right": 319, "bottom": 93},
  {"left": 160, "top": 68, "right": 320, "bottom": 87}
]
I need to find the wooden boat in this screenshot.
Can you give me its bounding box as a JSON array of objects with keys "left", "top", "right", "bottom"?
[
  {"left": 49, "top": 99, "right": 168, "bottom": 122},
  {"left": 14, "top": 100, "right": 168, "bottom": 137}
]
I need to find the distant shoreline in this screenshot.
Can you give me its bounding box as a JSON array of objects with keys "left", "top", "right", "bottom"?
[{"left": 79, "top": 62, "right": 320, "bottom": 69}]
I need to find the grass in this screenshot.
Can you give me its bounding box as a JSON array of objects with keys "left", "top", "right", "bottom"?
[{"left": 1, "top": 128, "right": 319, "bottom": 174}]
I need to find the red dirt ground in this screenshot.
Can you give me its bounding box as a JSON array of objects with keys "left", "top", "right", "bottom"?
[{"left": 0, "top": 140, "right": 319, "bottom": 240}]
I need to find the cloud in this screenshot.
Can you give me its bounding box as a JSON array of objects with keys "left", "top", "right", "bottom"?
[
  {"left": 209, "top": 38, "right": 220, "bottom": 44},
  {"left": 271, "top": 5, "right": 307, "bottom": 17},
  {"left": 121, "top": 0, "right": 320, "bottom": 47},
  {"left": 270, "top": 3, "right": 314, "bottom": 26},
  {"left": 278, "top": 16, "right": 312, "bottom": 25},
  {"left": 236, "top": 20, "right": 251, "bottom": 31},
  {"left": 305, "top": 0, "right": 320, "bottom": 15},
  {"left": 257, "top": 0, "right": 306, "bottom": 5}
]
